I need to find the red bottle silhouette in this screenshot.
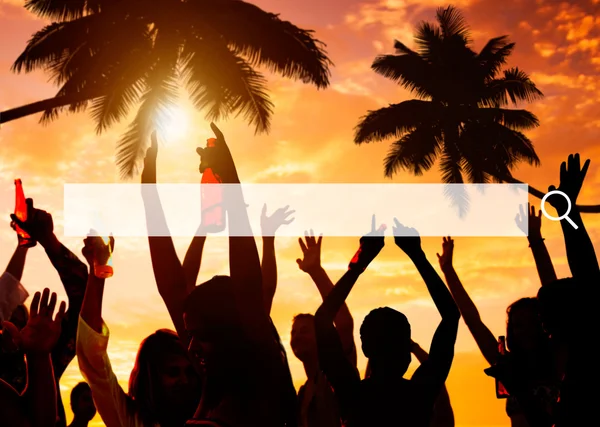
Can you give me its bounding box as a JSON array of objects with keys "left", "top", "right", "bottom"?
[
  {"left": 201, "top": 138, "right": 226, "bottom": 232},
  {"left": 94, "top": 236, "right": 114, "bottom": 279},
  {"left": 496, "top": 336, "right": 510, "bottom": 398},
  {"left": 14, "top": 179, "right": 36, "bottom": 248}
]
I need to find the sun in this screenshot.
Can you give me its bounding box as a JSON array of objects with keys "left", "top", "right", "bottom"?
[{"left": 159, "top": 106, "right": 190, "bottom": 142}]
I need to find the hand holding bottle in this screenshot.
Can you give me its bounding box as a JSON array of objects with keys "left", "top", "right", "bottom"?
[
  {"left": 82, "top": 231, "right": 115, "bottom": 279},
  {"left": 196, "top": 122, "right": 239, "bottom": 184},
  {"left": 12, "top": 180, "right": 36, "bottom": 247},
  {"left": 10, "top": 197, "right": 55, "bottom": 248},
  {"left": 348, "top": 215, "right": 385, "bottom": 272}
]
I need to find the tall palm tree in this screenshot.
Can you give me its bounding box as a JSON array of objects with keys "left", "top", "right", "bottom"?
[
  {"left": 2, "top": 0, "right": 332, "bottom": 177},
  {"left": 355, "top": 5, "right": 600, "bottom": 212}
]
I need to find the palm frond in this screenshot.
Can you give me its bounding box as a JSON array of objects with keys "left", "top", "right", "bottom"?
[
  {"left": 116, "top": 30, "right": 179, "bottom": 178},
  {"left": 414, "top": 21, "right": 443, "bottom": 60},
  {"left": 371, "top": 54, "right": 434, "bottom": 99},
  {"left": 440, "top": 145, "right": 464, "bottom": 184},
  {"left": 436, "top": 6, "right": 470, "bottom": 41},
  {"left": 440, "top": 146, "right": 469, "bottom": 217},
  {"left": 393, "top": 40, "right": 417, "bottom": 56},
  {"left": 490, "top": 123, "right": 540, "bottom": 166},
  {"left": 183, "top": 36, "right": 274, "bottom": 134},
  {"left": 115, "top": 72, "right": 178, "bottom": 178},
  {"left": 12, "top": 21, "right": 83, "bottom": 74},
  {"left": 486, "top": 67, "right": 544, "bottom": 106},
  {"left": 24, "top": 0, "right": 90, "bottom": 21},
  {"left": 90, "top": 78, "right": 145, "bottom": 134},
  {"left": 383, "top": 126, "right": 441, "bottom": 177},
  {"left": 189, "top": 0, "right": 332, "bottom": 88},
  {"left": 477, "top": 36, "right": 514, "bottom": 78},
  {"left": 354, "top": 100, "right": 441, "bottom": 144},
  {"left": 472, "top": 108, "right": 539, "bottom": 130}
]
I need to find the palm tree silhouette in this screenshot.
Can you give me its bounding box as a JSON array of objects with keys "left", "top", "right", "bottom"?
[
  {"left": 1, "top": 0, "right": 332, "bottom": 177},
  {"left": 355, "top": 5, "right": 600, "bottom": 212}
]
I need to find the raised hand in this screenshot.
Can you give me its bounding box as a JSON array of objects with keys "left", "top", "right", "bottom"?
[
  {"left": 296, "top": 230, "right": 323, "bottom": 274},
  {"left": 146, "top": 131, "right": 158, "bottom": 163},
  {"left": 2, "top": 288, "right": 66, "bottom": 354},
  {"left": 348, "top": 215, "right": 385, "bottom": 272},
  {"left": 436, "top": 236, "right": 454, "bottom": 272},
  {"left": 10, "top": 198, "right": 53, "bottom": 246},
  {"left": 261, "top": 204, "right": 295, "bottom": 236},
  {"left": 548, "top": 153, "right": 590, "bottom": 214},
  {"left": 196, "top": 122, "right": 239, "bottom": 183},
  {"left": 515, "top": 203, "right": 542, "bottom": 239},
  {"left": 81, "top": 232, "right": 115, "bottom": 269},
  {"left": 392, "top": 218, "right": 422, "bottom": 257}
]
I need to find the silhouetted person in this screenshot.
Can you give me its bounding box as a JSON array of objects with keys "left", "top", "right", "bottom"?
[
  {"left": 77, "top": 235, "right": 201, "bottom": 427},
  {"left": 439, "top": 236, "right": 558, "bottom": 427},
  {"left": 0, "top": 288, "right": 66, "bottom": 426},
  {"left": 1, "top": 200, "right": 88, "bottom": 427},
  {"left": 183, "top": 124, "right": 297, "bottom": 426},
  {"left": 68, "top": 382, "right": 96, "bottom": 427},
  {"left": 537, "top": 154, "right": 600, "bottom": 427},
  {"left": 315, "top": 219, "right": 460, "bottom": 427},
  {"left": 291, "top": 233, "right": 356, "bottom": 427},
  {"left": 365, "top": 340, "right": 455, "bottom": 427}
]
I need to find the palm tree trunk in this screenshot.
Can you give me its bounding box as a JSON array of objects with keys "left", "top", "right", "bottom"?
[
  {"left": 0, "top": 89, "right": 102, "bottom": 124},
  {"left": 505, "top": 176, "right": 600, "bottom": 213}
]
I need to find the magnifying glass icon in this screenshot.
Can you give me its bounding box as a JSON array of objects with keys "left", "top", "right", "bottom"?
[{"left": 540, "top": 190, "right": 578, "bottom": 229}]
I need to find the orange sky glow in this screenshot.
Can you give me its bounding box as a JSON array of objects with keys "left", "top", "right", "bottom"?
[{"left": 1, "top": 0, "right": 600, "bottom": 426}]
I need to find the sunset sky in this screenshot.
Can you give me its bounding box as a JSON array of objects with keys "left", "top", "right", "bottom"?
[{"left": 1, "top": 0, "right": 600, "bottom": 426}]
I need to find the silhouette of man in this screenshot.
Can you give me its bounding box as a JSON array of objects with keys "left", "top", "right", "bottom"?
[{"left": 68, "top": 382, "right": 96, "bottom": 427}]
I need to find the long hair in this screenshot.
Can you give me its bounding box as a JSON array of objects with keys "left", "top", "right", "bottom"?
[
  {"left": 270, "top": 319, "right": 299, "bottom": 427},
  {"left": 505, "top": 297, "right": 553, "bottom": 378},
  {"left": 184, "top": 276, "right": 298, "bottom": 426},
  {"left": 127, "top": 329, "right": 194, "bottom": 425}
]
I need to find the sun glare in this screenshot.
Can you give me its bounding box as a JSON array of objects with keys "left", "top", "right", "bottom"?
[{"left": 159, "top": 106, "right": 190, "bottom": 143}]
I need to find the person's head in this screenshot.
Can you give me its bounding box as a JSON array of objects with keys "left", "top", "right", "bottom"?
[
  {"left": 290, "top": 313, "right": 316, "bottom": 363},
  {"left": 9, "top": 304, "right": 29, "bottom": 330},
  {"left": 506, "top": 297, "right": 548, "bottom": 354},
  {"left": 128, "top": 329, "right": 201, "bottom": 425},
  {"left": 183, "top": 276, "right": 244, "bottom": 380},
  {"left": 360, "top": 307, "right": 411, "bottom": 376},
  {"left": 0, "top": 305, "right": 29, "bottom": 352},
  {"left": 70, "top": 382, "right": 96, "bottom": 421},
  {"left": 537, "top": 278, "right": 576, "bottom": 339}
]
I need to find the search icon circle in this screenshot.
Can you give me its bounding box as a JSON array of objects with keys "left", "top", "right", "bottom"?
[{"left": 540, "top": 190, "right": 579, "bottom": 229}]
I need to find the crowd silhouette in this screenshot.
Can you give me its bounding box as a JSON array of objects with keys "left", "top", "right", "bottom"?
[{"left": 0, "top": 123, "right": 598, "bottom": 427}]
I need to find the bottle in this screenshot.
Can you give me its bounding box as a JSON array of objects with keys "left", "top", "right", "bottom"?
[
  {"left": 496, "top": 336, "right": 510, "bottom": 398},
  {"left": 348, "top": 224, "right": 386, "bottom": 271},
  {"left": 200, "top": 138, "right": 226, "bottom": 233},
  {"left": 93, "top": 235, "right": 114, "bottom": 279},
  {"left": 14, "top": 179, "right": 36, "bottom": 248}
]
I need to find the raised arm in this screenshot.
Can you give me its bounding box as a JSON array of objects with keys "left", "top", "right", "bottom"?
[
  {"left": 315, "top": 221, "right": 384, "bottom": 419},
  {"left": 0, "top": 246, "right": 29, "bottom": 323},
  {"left": 4, "top": 246, "right": 27, "bottom": 283},
  {"left": 297, "top": 231, "right": 356, "bottom": 366},
  {"left": 10, "top": 201, "right": 89, "bottom": 427},
  {"left": 437, "top": 236, "right": 497, "bottom": 365},
  {"left": 77, "top": 235, "right": 139, "bottom": 427},
  {"left": 182, "top": 233, "right": 207, "bottom": 293},
  {"left": 547, "top": 154, "right": 599, "bottom": 285},
  {"left": 411, "top": 341, "right": 455, "bottom": 427},
  {"left": 260, "top": 204, "right": 294, "bottom": 314},
  {"left": 200, "top": 123, "right": 272, "bottom": 341},
  {"left": 516, "top": 204, "right": 557, "bottom": 286},
  {"left": 393, "top": 223, "right": 460, "bottom": 397},
  {"left": 2, "top": 289, "right": 66, "bottom": 427},
  {"left": 141, "top": 132, "right": 188, "bottom": 344}
]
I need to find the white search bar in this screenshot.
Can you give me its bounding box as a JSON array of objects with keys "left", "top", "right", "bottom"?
[{"left": 63, "top": 183, "right": 529, "bottom": 237}]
